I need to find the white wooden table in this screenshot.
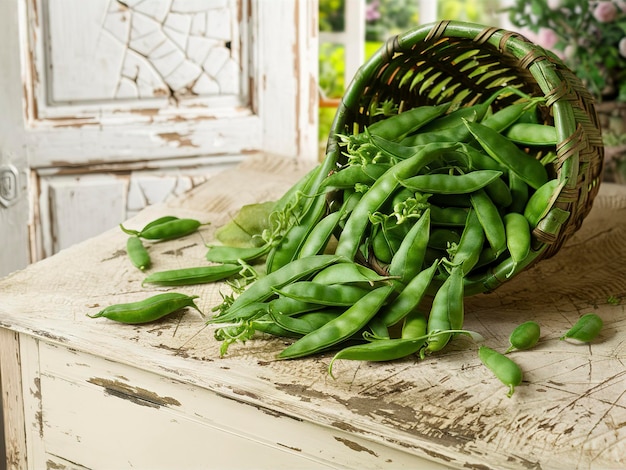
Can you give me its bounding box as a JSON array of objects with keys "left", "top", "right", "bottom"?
[{"left": 1, "top": 155, "right": 625, "bottom": 470}]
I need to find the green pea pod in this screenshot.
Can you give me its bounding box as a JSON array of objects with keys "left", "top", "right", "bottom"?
[
  {"left": 401, "top": 122, "right": 473, "bottom": 147},
  {"left": 470, "top": 189, "right": 507, "bottom": 258},
  {"left": 213, "top": 255, "right": 348, "bottom": 323},
  {"left": 141, "top": 216, "right": 180, "bottom": 232},
  {"left": 140, "top": 218, "right": 203, "bottom": 240},
  {"left": 484, "top": 175, "right": 512, "bottom": 208},
  {"left": 126, "top": 236, "right": 151, "bottom": 271},
  {"left": 369, "top": 133, "right": 425, "bottom": 161},
  {"left": 311, "top": 261, "right": 392, "bottom": 285},
  {"left": 278, "top": 284, "right": 395, "bottom": 359},
  {"left": 320, "top": 164, "right": 387, "bottom": 190},
  {"left": 366, "top": 102, "right": 451, "bottom": 142},
  {"left": 250, "top": 317, "right": 302, "bottom": 338},
  {"left": 401, "top": 309, "right": 428, "bottom": 339},
  {"left": 420, "top": 86, "right": 530, "bottom": 134},
  {"left": 298, "top": 191, "right": 362, "bottom": 259},
  {"left": 560, "top": 313, "right": 603, "bottom": 342},
  {"left": 457, "top": 143, "right": 506, "bottom": 172},
  {"left": 379, "top": 260, "right": 439, "bottom": 327},
  {"left": 367, "top": 315, "right": 390, "bottom": 339},
  {"left": 450, "top": 209, "right": 485, "bottom": 275},
  {"left": 328, "top": 336, "right": 428, "bottom": 378},
  {"left": 523, "top": 179, "right": 563, "bottom": 228},
  {"left": 480, "top": 101, "right": 536, "bottom": 133},
  {"left": 142, "top": 264, "right": 242, "bottom": 286},
  {"left": 503, "top": 212, "right": 531, "bottom": 278},
  {"left": 417, "top": 105, "right": 482, "bottom": 133},
  {"left": 504, "top": 123, "right": 558, "bottom": 146},
  {"left": 506, "top": 321, "right": 541, "bottom": 353},
  {"left": 508, "top": 170, "right": 530, "bottom": 214},
  {"left": 266, "top": 190, "right": 327, "bottom": 273},
  {"left": 297, "top": 211, "right": 343, "bottom": 258},
  {"left": 430, "top": 205, "right": 469, "bottom": 227},
  {"left": 388, "top": 208, "right": 431, "bottom": 283},
  {"left": 268, "top": 297, "right": 320, "bottom": 316},
  {"left": 205, "top": 245, "right": 270, "bottom": 264},
  {"left": 399, "top": 170, "right": 503, "bottom": 195},
  {"left": 120, "top": 216, "right": 180, "bottom": 237},
  {"left": 464, "top": 119, "right": 549, "bottom": 190},
  {"left": 272, "top": 282, "right": 370, "bottom": 307},
  {"left": 425, "top": 266, "right": 464, "bottom": 353},
  {"left": 87, "top": 292, "right": 202, "bottom": 324},
  {"left": 371, "top": 229, "right": 394, "bottom": 264},
  {"left": 270, "top": 309, "right": 341, "bottom": 336},
  {"left": 478, "top": 345, "right": 523, "bottom": 398}
]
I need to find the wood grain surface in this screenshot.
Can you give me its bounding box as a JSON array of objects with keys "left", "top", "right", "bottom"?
[{"left": 1, "top": 154, "right": 624, "bottom": 470}]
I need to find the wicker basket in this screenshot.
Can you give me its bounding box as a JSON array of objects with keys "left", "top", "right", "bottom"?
[{"left": 324, "top": 20, "right": 604, "bottom": 295}]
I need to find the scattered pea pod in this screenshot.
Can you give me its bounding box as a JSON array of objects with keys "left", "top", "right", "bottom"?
[
  {"left": 121, "top": 217, "right": 204, "bottom": 240},
  {"left": 560, "top": 313, "right": 603, "bottom": 342},
  {"left": 478, "top": 345, "right": 523, "bottom": 398},
  {"left": 143, "top": 264, "right": 242, "bottom": 286},
  {"left": 506, "top": 321, "right": 541, "bottom": 353},
  {"left": 87, "top": 292, "right": 202, "bottom": 324},
  {"left": 126, "top": 236, "right": 151, "bottom": 271}
]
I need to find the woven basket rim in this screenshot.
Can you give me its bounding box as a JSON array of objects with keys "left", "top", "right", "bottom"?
[{"left": 324, "top": 20, "right": 604, "bottom": 295}]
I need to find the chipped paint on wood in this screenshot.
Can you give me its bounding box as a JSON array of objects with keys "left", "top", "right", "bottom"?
[
  {"left": 87, "top": 377, "right": 182, "bottom": 408},
  {"left": 157, "top": 132, "right": 199, "bottom": 148},
  {"left": 16, "top": 0, "right": 316, "bottom": 169}
]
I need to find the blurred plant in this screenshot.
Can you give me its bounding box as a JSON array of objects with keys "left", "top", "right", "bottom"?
[
  {"left": 506, "top": 0, "right": 626, "bottom": 102},
  {"left": 364, "top": 0, "right": 420, "bottom": 41},
  {"left": 319, "top": 0, "right": 345, "bottom": 32}
]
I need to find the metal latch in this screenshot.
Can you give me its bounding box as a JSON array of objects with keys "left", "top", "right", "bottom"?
[{"left": 0, "top": 164, "right": 19, "bottom": 207}]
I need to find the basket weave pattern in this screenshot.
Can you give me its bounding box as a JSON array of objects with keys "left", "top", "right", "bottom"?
[{"left": 326, "top": 21, "right": 604, "bottom": 286}]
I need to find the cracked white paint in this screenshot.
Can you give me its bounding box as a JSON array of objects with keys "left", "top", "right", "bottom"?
[{"left": 47, "top": 0, "right": 239, "bottom": 103}]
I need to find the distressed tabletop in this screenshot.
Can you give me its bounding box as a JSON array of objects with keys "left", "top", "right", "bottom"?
[{"left": 1, "top": 154, "right": 625, "bottom": 470}]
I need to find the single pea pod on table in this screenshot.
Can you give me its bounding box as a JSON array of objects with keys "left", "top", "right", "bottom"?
[
  {"left": 120, "top": 215, "right": 205, "bottom": 241},
  {"left": 87, "top": 292, "right": 203, "bottom": 324}
]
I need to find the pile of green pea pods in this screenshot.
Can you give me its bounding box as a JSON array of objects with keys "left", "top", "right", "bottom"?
[
  {"left": 88, "top": 87, "right": 605, "bottom": 397},
  {"left": 205, "top": 89, "right": 560, "bottom": 361}
]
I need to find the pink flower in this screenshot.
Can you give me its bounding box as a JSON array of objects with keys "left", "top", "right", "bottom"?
[
  {"left": 547, "top": 0, "right": 563, "bottom": 9},
  {"left": 619, "top": 37, "right": 626, "bottom": 58},
  {"left": 366, "top": 0, "right": 380, "bottom": 22},
  {"left": 537, "top": 28, "right": 559, "bottom": 50},
  {"left": 593, "top": 1, "right": 618, "bottom": 22}
]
